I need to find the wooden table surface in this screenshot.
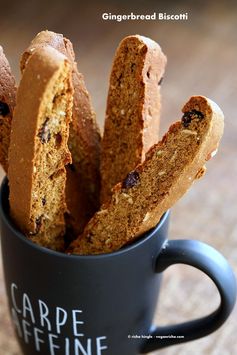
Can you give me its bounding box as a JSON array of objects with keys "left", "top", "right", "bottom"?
[{"left": 0, "top": 0, "right": 237, "bottom": 354}]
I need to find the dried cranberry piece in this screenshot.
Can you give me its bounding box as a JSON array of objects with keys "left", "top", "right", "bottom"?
[
  {"left": 181, "top": 110, "right": 204, "bottom": 127},
  {"left": 158, "top": 77, "right": 163, "bottom": 86},
  {"left": 38, "top": 118, "right": 51, "bottom": 143},
  {"left": 0, "top": 102, "right": 10, "bottom": 116},
  {"left": 35, "top": 215, "right": 43, "bottom": 234},
  {"left": 131, "top": 63, "right": 136, "bottom": 73},
  {"left": 55, "top": 133, "right": 62, "bottom": 147},
  {"left": 118, "top": 73, "right": 123, "bottom": 86},
  {"left": 122, "top": 171, "right": 140, "bottom": 189}
]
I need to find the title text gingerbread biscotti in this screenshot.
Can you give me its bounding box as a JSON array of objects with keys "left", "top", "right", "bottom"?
[
  {"left": 70, "top": 96, "right": 224, "bottom": 255},
  {"left": 8, "top": 46, "right": 73, "bottom": 251}
]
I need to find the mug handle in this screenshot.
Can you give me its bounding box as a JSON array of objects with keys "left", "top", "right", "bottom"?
[{"left": 141, "top": 239, "right": 237, "bottom": 353}]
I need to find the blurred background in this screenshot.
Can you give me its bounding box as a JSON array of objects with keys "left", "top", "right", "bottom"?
[{"left": 0, "top": 0, "right": 236, "bottom": 354}]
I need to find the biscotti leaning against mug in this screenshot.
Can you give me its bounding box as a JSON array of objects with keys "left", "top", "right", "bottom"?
[
  {"left": 100, "top": 35, "right": 167, "bottom": 204},
  {"left": 69, "top": 95, "right": 224, "bottom": 255},
  {"left": 21, "top": 30, "right": 101, "bottom": 238},
  {"left": 8, "top": 45, "right": 73, "bottom": 251}
]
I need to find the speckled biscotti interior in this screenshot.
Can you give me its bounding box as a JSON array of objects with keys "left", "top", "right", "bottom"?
[
  {"left": 70, "top": 96, "right": 224, "bottom": 255},
  {"left": 21, "top": 30, "right": 101, "bottom": 239},
  {"left": 100, "top": 35, "right": 167, "bottom": 204},
  {"left": 8, "top": 46, "right": 73, "bottom": 251}
]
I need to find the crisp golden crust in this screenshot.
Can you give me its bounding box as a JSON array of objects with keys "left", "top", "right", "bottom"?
[
  {"left": 21, "top": 30, "right": 101, "bottom": 237},
  {"left": 8, "top": 46, "right": 73, "bottom": 251},
  {"left": 100, "top": 35, "right": 167, "bottom": 204},
  {"left": 0, "top": 46, "right": 17, "bottom": 172},
  {"left": 70, "top": 96, "right": 224, "bottom": 255}
]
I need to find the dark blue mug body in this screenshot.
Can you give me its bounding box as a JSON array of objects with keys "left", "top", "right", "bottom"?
[{"left": 0, "top": 178, "right": 236, "bottom": 355}]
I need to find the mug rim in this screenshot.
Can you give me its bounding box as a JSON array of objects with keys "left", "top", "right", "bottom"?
[{"left": 0, "top": 176, "right": 169, "bottom": 260}]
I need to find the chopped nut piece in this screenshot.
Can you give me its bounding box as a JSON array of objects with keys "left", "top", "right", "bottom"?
[
  {"left": 97, "top": 209, "right": 108, "bottom": 215},
  {"left": 210, "top": 149, "right": 218, "bottom": 158},
  {"left": 207, "top": 148, "right": 218, "bottom": 160},
  {"left": 113, "top": 194, "right": 119, "bottom": 205},
  {"left": 138, "top": 43, "right": 145, "bottom": 50},
  {"left": 170, "top": 150, "right": 177, "bottom": 162},
  {"left": 121, "top": 193, "right": 130, "bottom": 199},
  {"left": 182, "top": 129, "right": 198, "bottom": 135},
  {"left": 128, "top": 197, "right": 133, "bottom": 204},
  {"left": 143, "top": 212, "right": 151, "bottom": 222},
  {"left": 156, "top": 150, "right": 163, "bottom": 157}
]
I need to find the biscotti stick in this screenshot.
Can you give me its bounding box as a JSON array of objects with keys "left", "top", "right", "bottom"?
[
  {"left": 8, "top": 46, "right": 73, "bottom": 251},
  {"left": 21, "top": 30, "right": 101, "bottom": 238},
  {"left": 70, "top": 96, "right": 224, "bottom": 255},
  {"left": 0, "top": 46, "right": 16, "bottom": 172},
  {"left": 100, "top": 35, "right": 167, "bottom": 204}
]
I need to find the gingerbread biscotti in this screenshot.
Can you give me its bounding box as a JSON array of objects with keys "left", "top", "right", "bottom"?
[
  {"left": 100, "top": 35, "right": 167, "bottom": 204},
  {"left": 21, "top": 30, "right": 101, "bottom": 237},
  {"left": 0, "top": 46, "right": 16, "bottom": 172},
  {"left": 8, "top": 46, "right": 73, "bottom": 251},
  {"left": 70, "top": 96, "right": 224, "bottom": 255}
]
